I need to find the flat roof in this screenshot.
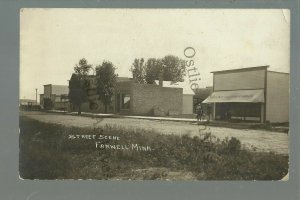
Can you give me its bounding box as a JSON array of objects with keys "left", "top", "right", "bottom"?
[
  {"left": 43, "top": 84, "right": 68, "bottom": 86},
  {"left": 154, "top": 80, "right": 195, "bottom": 95},
  {"left": 211, "top": 66, "right": 269, "bottom": 74}
]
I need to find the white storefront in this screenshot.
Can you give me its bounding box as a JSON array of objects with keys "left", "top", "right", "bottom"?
[{"left": 203, "top": 66, "right": 289, "bottom": 123}]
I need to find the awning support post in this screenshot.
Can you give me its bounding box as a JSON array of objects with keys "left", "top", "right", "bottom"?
[
  {"left": 260, "top": 103, "right": 264, "bottom": 123},
  {"left": 213, "top": 103, "right": 216, "bottom": 120}
]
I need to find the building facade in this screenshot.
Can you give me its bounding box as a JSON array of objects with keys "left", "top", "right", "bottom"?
[
  {"left": 154, "top": 81, "right": 195, "bottom": 114},
  {"left": 68, "top": 74, "right": 188, "bottom": 116},
  {"left": 203, "top": 66, "right": 289, "bottom": 123},
  {"left": 40, "top": 84, "right": 70, "bottom": 110},
  {"left": 115, "top": 81, "right": 183, "bottom": 116}
]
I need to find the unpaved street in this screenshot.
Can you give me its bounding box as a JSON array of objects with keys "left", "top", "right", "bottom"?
[{"left": 21, "top": 111, "right": 289, "bottom": 154}]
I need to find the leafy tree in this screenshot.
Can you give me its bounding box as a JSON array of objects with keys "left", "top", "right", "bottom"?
[
  {"left": 130, "top": 55, "right": 186, "bottom": 84},
  {"left": 69, "top": 58, "right": 92, "bottom": 115},
  {"left": 95, "top": 61, "right": 118, "bottom": 113},
  {"left": 144, "top": 58, "right": 162, "bottom": 84},
  {"left": 74, "top": 58, "right": 92, "bottom": 76},
  {"left": 43, "top": 98, "right": 53, "bottom": 110},
  {"left": 161, "top": 55, "right": 186, "bottom": 82},
  {"left": 130, "top": 58, "right": 145, "bottom": 84}
]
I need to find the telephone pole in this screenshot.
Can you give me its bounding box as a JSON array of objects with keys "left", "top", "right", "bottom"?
[{"left": 35, "top": 88, "right": 38, "bottom": 105}]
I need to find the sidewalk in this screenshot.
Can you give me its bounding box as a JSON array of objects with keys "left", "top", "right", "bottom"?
[
  {"left": 47, "top": 109, "right": 200, "bottom": 122},
  {"left": 46, "top": 110, "right": 281, "bottom": 131},
  {"left": 125, "top": 115, "right": 200, "bottom": 122}
]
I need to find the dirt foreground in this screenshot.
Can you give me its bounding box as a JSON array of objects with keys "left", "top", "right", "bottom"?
[{"left": 21, "top": 111, "right": 289, "bottom": 154}]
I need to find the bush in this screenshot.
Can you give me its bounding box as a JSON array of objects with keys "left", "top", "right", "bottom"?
[
  {"left": 225, "top": 137, "right": 242, "bottom": 155},
  {"left": 43, "top": 98, "right": 54, "bottom": 110}
]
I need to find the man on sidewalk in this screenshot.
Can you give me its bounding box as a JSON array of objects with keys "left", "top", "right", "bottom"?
[{"left": 196, "top": 103, "right": 203, "bottom": 122}]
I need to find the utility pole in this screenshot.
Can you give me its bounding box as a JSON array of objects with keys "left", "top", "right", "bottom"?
[{"left": 35, "top": 88, "right": 38, "bottom": 105}]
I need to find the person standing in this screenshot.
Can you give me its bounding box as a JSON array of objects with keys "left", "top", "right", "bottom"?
[{"left": 196, "top": 103, "right": 203, "bottom": 122}]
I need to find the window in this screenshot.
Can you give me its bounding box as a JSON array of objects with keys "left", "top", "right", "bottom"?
[{"left": 121, "top": 94, "right": 130, "bottom": 109}]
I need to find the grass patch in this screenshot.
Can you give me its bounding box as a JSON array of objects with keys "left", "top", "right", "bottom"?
[{"left": 19, "top": 116, "right": 288, "bottom": 180}]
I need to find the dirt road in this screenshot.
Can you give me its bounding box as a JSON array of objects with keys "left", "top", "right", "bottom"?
[{"left": 21, "top": 111, "right": 289, "bottom": 154}]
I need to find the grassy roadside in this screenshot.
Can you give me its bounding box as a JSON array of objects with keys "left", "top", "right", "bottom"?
[{"left": 19, "top": 116, "right": 288, "bottom": 180}]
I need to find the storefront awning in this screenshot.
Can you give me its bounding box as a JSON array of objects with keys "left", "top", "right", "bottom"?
[{"left": 202, "top": 89, "right": 264, "bottom": 103}]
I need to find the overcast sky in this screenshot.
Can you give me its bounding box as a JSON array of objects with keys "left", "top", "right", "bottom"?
[{"left": 20, "top": 9, "right": 290, "bottom": 100}]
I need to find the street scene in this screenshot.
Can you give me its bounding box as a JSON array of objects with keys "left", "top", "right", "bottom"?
[{"left": 19, "top": 9, "right": 290, "bottom": 180}]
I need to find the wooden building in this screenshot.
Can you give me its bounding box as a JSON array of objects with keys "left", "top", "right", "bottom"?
[{"left": 203, "top": 66, "right": 289, "bottom": 123}]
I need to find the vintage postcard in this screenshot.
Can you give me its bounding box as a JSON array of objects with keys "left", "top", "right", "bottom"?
[{"left": 19, "top": 8, "right": 290, "bottom": 180}]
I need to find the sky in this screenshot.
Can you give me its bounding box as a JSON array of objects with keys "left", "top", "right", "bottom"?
[{"left": 20, "top": 9, "right": 290, "bottom": 100}]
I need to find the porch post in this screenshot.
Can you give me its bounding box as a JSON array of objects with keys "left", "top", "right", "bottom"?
[
  {"left": 213, "top": 103, "right": 216, "bottom": 120},
  {"left": 260, "top": 103, "right": 264, "bottom": 123}
]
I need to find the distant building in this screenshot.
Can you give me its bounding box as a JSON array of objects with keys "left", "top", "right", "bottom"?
[
  {"left": 19, "top": 99, "right": 40, "bottom": 111},
  {"left": 40, "top": 84, "right": 69, "bottom": 110},
  {"left": 203, "top": 66, "right": 289, "bottom": 123},
  {"left": 19, "top": 99, "right": 37, "bottom": 106}
]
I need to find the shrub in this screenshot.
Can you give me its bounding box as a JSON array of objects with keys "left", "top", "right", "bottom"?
[
  {"left": 43, "top": 98, "right": 54, "bottom": 110},
  {"left": 226, "top": 137, "right": 242, "bottom": 155}
]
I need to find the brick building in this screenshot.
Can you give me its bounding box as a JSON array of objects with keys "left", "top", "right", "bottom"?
[
  {"left": 203, "top": 66, "right": 289, "bottom": 123},
  {"left": 68, "top": 74, "right": 187, "bottom": 116},
  {"left": 67, "top": 76, "right": 134, "bottom": 114},
  {"left": 154, "top": 81, "right": 195, "bottom": 114},
  {"left": 115, "top": 80, "right": 183, "bottom": 116}
]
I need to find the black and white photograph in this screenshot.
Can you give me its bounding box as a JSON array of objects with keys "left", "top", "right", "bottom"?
[{"left": 19, "top": 8, "right": 290, "bottom": 180}]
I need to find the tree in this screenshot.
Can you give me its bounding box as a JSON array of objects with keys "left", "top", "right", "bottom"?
[
  {"left": 130, "top": 55, "right": 186, "bottom": 84},
  {"left": 161, "top": 55, "right": 186, "bottom": 82},
  {"left": 74, "top": 58, "right": 92, "bottom": 76},
  {"left": 68, "top": 58, "right": 92, "bottom": 115},
  {"left": 144, "top": 58, "right": 162, "bottom": 84},
  {"left": 95, "top": 61, "right": 118, "bottom": 113},
  {"left": 130, "top": 58, "right": 145, "bottom": 84},
  {"left": 43, "top": 98, "right": 53, "bottom": 110}
]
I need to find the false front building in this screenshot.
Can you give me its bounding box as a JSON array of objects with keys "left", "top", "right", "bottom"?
[
  {"left": 203, "top": 66, "right": 289, "bottom": 123},
  {"left": 40, "top": 84, "right": 69, "bottom": 110}
]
